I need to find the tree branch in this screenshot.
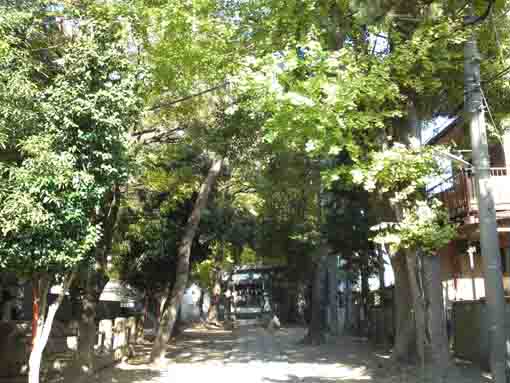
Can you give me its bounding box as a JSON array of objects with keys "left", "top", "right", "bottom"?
[
  {"left": 464, "top": 0, "right": 494, "bottom": 26},
  {"left": 131, "top": 126, "right": 186, "bottom": 145},
  {"left": 147, "top": 82, "right": 228, "bottom": 112}
]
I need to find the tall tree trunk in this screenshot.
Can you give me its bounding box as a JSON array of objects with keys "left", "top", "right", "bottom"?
[
  {"left": 73, "top": 184, "right": 120, "bottom": 380},
  {"left": 344, "top": 274, "right": 353, "bottom": 334},
  {"left": 28, "top": 276, "right": 49, "bottom": 383},
  {"left": 29, "top": 273, "right": 74, "bottom": 383},
  {"left": 144, "top": 291, "right": 149, "bottom": 326},
  {"left": 390, "top": 101, "right": 420, "bottom": 362},
  {"left": 31, "top": 280, "right": 40, "bottom": 351},
  {"left": 207, "top": 281, "right": 221, "bottom": 324},
  {"left": 198, "top": 288, "right": 205, "bottom": 320},
  {"left": 150, "top": 157, "right": 223, "bottom": 364},
  {"left": 307, "top": 251, "right": 327, "bottom": 345},
  {"left": 361, "top": 251, "right": 370, "bottom": 336},
  {"left": 207, "top": 259, "right": 223, "bottom": 324},
  {"left": 327, "top": 255, "right": 338, "bottom": 335},
  {"left": 279, "top": 274, "right": 299, "bottom": 323},
  {"left": 155, "top": 289, "right": 168, "bottom": 334},
  {"left": 390, "top": 253, "right": 416, "bottom": 362},
  {"left": 378, "top": 245, "right": 386, "bottom": 290},
  {"left": 406, "top": 250, "right": 426, "bottom": 369},
  {"left": 73, "top": 269, "right": 108, "bottom": 381},
  {"left": 422, "top": 254, "right": 449, "bottom": 382},
  {"left": 377, "top": 245, "right": 388, "bottom": 346}
]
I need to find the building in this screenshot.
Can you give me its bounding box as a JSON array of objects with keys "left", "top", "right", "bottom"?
[
  {"left": 222, "top": 265, "right": 286, "bottom": 319},
  {"left": 18, "top": 279, "right": 143, "bottom": 321},
  {"left": 425, "top": 118, "right": 510, "bottom": 308}
]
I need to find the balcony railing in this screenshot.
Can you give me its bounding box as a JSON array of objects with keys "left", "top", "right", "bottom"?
[{"left": 428, "top": 168, "right": 510, "bottom": 222}]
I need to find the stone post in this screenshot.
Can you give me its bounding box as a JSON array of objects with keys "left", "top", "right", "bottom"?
[
  {"left": 98, "top": 319, "right": 113, "bottom": 353},
  {"left": 113, "top": 318, "right": 128, "bottom": 360},
  {"left": 127, "top": 317, "right": 137, "bottom": 344}
]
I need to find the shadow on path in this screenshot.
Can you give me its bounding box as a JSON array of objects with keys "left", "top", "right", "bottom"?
[
  {"left": 95, "top": 366, "right": 163, "bottom": 383},
  {"left": 98, "top": 324, "right": 490, "bottom": 383}
]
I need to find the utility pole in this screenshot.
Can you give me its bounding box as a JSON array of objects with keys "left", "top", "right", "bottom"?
[{"left": 465, "top": 4, "right": 507, "bottom": 382}]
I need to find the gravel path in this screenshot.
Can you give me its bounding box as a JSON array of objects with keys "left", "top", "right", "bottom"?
[{"left": 97, "top": 324, "right": 490, "bottom": 383}]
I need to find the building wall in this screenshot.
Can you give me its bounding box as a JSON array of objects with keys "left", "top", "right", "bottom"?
[
  {"left": 440, "top": 241, "right": 485, "bottom": 305},
  {"left": 440, "top": 233, "right": 510, "bottom": 307},
  {"left": 452, "top": 300, "right": 510, "bottom": 370}
]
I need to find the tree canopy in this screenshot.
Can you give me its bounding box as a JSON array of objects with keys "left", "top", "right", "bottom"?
[{"left": 2, "top": 0, "right": 510, "bottom": 380}]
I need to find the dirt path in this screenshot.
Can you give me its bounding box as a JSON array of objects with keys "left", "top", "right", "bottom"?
[{"left": 97, "top": 324, "right": 490, "bottom": 383}]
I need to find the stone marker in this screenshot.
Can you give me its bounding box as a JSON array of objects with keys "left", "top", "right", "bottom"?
[
  {"left": 127, "top": 317, "right": 137, "bottom": 344},
  {"left": 266, "top": 315, "right": 281, "bottom": 332},
  {"left": 98, "top": 319, "right": 114, "bottom": 353},
  {"left": 113, "top": 318, "right": 127, "bottom": 360}
]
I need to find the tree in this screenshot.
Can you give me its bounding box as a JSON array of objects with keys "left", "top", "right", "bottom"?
[
  {"left": 0, "top": 2, "right": 144, "bottom": 381},
  {"left": 114, "top": 143, "right": 218, "bottom": 329},
  {"left": 150, "top": 156, "right": 223, "bottom": 363},
  {"left": 0, "top": 142, "right": 97, "bottom": 383},
  {"left": 132, "top": 0, "right": 268, "bottom": 360},
  {"left": 232, "top": 0, "right": 510, "bottom": 365},
  {"left": 229, "top": 2, "right": 401, "bottom": 343},
  {"left": 243, "top": 150, "right": 323, "bottom": 334},
  {"left": 353, "top": 142, "right": 456, "bottom": 379}
]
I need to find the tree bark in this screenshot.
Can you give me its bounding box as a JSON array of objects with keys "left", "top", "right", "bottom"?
[
  {"left": 422, "top": 254, "right": 449, "bottom": 382},
  {"left": 390, "top": 253, "right": 416, "bottom": 362},
  {"left": 206, "top": 282, "right": 221, "bottom": 324},
  {"left": 29, "top": 273, "right": 74, "bottom": 383},
  {"left": 198, "top": 288, "right": 205, "bottom": 320},
  {"left": 307, "top": 252, "right": 327, "bottom": 345},
  {"left": 283, "top": 279, "right": 299, "bottom": 324},
  {"left": 31, "top": 279, "right": 40, "bottom": 351},
  {"left": 278, "top": 278, "right": 289, "bottom": 323},
  {"left": 378, "top": 246, "right": 386, "bottom": 290},
  {"left": 150, "top": 157, "right": 223, "bottom": 364},
  {"left": 207, "top": 263, "right": 222, "bottom": 324},
  {"left": 327, "top": 255, "right": 338, "bottom": 335},
  {"left": 344, "top": 274, "right": 353, "bottom": 334},
  {"left": 390, "top": 101, "right": 420, "bottom": 362},
  {"left": 28, "top": 276, "right": 49, "bottom": 383},
  {"left": 144, "top": 290, "right": 149, "bottom": 325},
  {"left": 73, "top": 269, "right": 108, "bottom": 381},
  {"left": 377, "top": 245, "right": 388, "bottom": 346},
  {"left": 406, "top": 249, "right": 426, "bottom": 369},
  {"left": 155, "top": 290, "right": 168, "bottom": 334},
  {"left": 73, "top": 184, "right": 120, "bottom": 380},
  {"left": 361, "top": 251, "right": 370, "bottom": 336}
]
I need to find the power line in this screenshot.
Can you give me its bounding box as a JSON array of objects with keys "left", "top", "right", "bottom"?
[
  {"left": 481, "top": 86, "right": 501, "bottom": 139},
  {"left": 484, "top": 64, "right": 510, "bottom": 85},
  {"left": 430, "top": 66, "right": 510, "bottom": 124}
]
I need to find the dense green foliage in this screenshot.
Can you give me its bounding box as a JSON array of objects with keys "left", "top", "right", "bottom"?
[
  {"left": 0, "top": 2, "right": 144, "bottom": 275},
  {"left": 353, "top": 144, "right": 457, "bottom": 254},
  {"left": 2, "top": 3, "right": 510, "bottom": 373}
]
